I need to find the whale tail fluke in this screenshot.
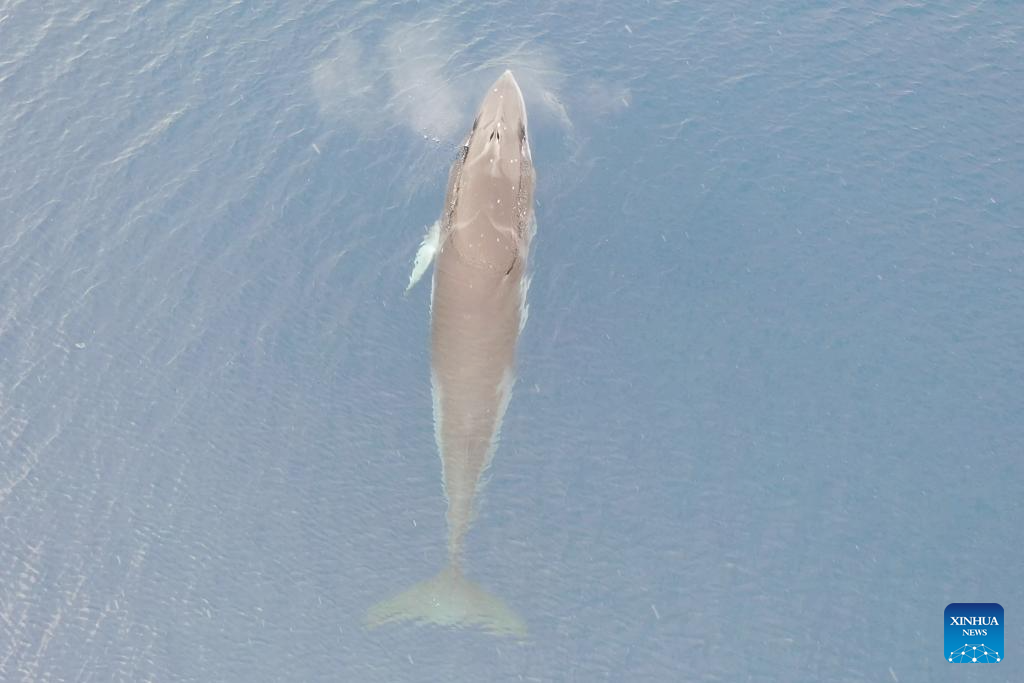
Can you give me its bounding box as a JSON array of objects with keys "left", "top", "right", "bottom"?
[{"left": 366, "top": 566, "right": 527, "bottom": 637}]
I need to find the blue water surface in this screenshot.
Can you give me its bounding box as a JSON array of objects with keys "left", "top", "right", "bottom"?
[{"left": 1, "top": 1, "right": 1021, "bottom": 681}]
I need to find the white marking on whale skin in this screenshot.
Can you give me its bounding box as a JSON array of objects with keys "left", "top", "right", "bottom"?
[{"left": 430, "top": 368, "right": 447, "bottom": 499}]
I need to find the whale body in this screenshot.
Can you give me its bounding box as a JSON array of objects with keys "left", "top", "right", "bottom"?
[{"left": 368, "top": 70, "right": 536, "bottom": 636}]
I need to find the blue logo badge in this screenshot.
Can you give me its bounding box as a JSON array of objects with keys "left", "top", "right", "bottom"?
[{"left": 945, "top": 603, "right": 1003, "bottom": 663}]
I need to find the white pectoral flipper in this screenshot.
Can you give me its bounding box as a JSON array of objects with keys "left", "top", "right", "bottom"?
[{"left": 406, "top": 220, "right": 442, "bottom": 293}]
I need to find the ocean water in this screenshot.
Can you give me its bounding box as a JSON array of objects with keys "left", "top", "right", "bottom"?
[{"left": 1, "top": 1, "right": 1021, "bottom": 681}]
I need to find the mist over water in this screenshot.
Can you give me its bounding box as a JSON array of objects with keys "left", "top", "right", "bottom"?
[{"left": 1, "top": 2, "right": 1021, "bottom": 681}]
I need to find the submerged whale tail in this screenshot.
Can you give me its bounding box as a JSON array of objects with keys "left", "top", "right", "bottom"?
[{"left": 366, "top": 566, "right": 526, "bottom": 637}]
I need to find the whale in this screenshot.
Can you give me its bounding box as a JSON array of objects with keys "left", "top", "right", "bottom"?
[{"left": 367, "top": 70, "right": 535, "bottom": 636}]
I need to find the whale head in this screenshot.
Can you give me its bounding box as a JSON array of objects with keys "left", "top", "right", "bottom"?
[{"left": 463, "top": 70, "right": 532, "bottom": 181}]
